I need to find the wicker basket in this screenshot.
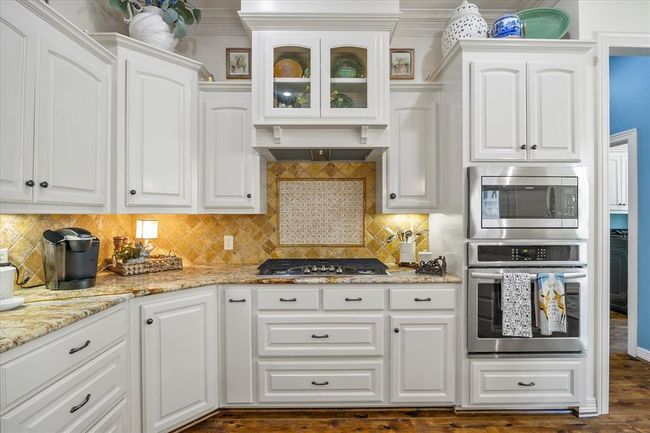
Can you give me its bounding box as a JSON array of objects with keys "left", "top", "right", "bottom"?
[{"left": 109, "top": 255, "right": 183, "bottom": 276}]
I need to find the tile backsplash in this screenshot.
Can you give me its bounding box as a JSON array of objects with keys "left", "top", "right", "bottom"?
[{"left": 0, "top": 162, "right": 428, "bottom": 285}]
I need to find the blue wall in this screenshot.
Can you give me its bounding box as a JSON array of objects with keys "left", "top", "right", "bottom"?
[
  {"left": 610, "top": 214, "right": 628, "bottom": 229},
  {"left": 609, "top": 56, "right": 650, "bottom": 350}
]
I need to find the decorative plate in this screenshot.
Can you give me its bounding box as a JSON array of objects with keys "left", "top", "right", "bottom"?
[
  {"left": 517, "top": 8, "right": 571, "bottom": 39},
  {"left": 274, "top": 58, "right": 303, "bottom": 78}
]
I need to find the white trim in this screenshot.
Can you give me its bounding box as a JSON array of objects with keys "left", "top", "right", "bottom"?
[
  {"left": 610, "top": 128, "right": 639, "bottom": 358},
  {"left": 637, "top": 347, "right": 650, "bottom": 363},
  {"left": 596, "top": 31, "right": 650, "bottom": 417}
]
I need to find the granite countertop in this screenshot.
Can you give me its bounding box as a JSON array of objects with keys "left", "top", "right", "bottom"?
[{"left": 0, "top": 265, "right": 462, "bottom": 353}]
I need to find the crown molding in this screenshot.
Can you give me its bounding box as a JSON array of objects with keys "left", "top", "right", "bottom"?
[
  {"left": 90, "top": 32, "right": 204, "bottom": 71},
  {"left": 238, "top": 12, "right": 401, "bottom": 35},
  {"left": 199, "top": 81, "right": 251, "bottom": 91},
  {"left": 394, "top": 8, "right": 507, "bottom": 37}
]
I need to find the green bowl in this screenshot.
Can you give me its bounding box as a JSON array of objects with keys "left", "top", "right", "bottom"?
[{"left": 517, "top": 8, "right": 571, "bottom": 39}]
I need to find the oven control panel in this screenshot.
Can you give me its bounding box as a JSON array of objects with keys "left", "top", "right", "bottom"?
[{"left": 475, "top": 244, "right": 581, "bottom": 263}]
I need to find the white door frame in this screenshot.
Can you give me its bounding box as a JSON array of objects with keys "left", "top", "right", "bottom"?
[
  {"left": 596, "top": 32, "right": 650, "bottom": 416},
  {"left": 609, "top": 128, "right": 638, "bottom": 357}
]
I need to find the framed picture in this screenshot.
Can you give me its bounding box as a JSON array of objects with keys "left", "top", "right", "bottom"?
[
  {"left": 390, "top": 49, "right": 414, "bottom": 80},
  {"left": 226, "top": 48, "right": 251, "bottom": 79}
]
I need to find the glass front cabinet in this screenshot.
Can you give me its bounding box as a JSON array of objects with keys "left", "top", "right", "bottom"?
[{"left": 253, "top": 31, "right": 388, "bottom": 125}]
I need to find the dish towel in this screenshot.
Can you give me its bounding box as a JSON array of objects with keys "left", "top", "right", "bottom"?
[
  {"left": 501, "top": 273, "right": 532, "bottom": 337},
  {"left": 537, "top": 272, "right": 567, "bottom": 336}
]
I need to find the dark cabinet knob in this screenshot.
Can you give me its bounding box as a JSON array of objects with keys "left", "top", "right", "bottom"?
[
  {"left": 520, "top": 144, "right": 527, "bottom": 150},
  {"left": 531, "top": 145, "right": 538, "bottom": 150},
  {"left": 130, "top": 189, "right": 136, "bottom": 195},
  {"left": 146, "top": 318, "right": 153, "bottom": 325},
  {"left": 39, "top": 181, "right": 49, "bottom": 188},
  {"left": 394, "top": 328, "right": 400, "bottom": 333},
  {"left": 246, "top": 193, "right": 252, "bottom": 198},
  {"left": 25, "top": 180, "right": 35, "bottom": 187},
  {"left": 389, "top": 193, "right": 396, "bottom": 199}
]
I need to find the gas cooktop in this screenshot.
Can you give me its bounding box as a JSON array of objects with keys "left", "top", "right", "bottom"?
[{"left": 258, "top": 258, "right": 389, "bottom": 276}]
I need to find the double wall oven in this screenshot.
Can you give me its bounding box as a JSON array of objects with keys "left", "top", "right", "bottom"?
[{"left": 467, "top": 167, "right": 589, "bottom": 354}]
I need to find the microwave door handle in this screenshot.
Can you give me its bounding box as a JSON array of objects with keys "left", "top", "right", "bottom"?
[
  {"left": 470, "top": 272, "right": 586, "bottom": 280},
  {"left": 546, "top": 186, "right": 555, "bottom": 217}
]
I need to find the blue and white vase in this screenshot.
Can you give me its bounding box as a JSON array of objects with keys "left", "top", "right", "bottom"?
[{"left": 491, "top": 14, "right": 524, "bottom": 38}]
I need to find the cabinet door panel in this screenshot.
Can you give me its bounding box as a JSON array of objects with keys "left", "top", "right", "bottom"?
[
  {"left": 608, "top": 153, "right": 621, "bottom": 209},
  {"left": 141, "top": 290, "right": 217, "bottom": 433},
  {"left": 0, "top": 3, "right": 36, "bottom": 204},
  {"left": 620, "top": 153, "right": 628, "bottom": 209},
  {"left": 386, "top": 90, "right": 438, "bottom": 211},
  {"left": 202, "top": 91, "right": 258, "bottom": 210},
  {"left": 390, "top": 315, "right": 455, "bottom": 403},
  {"left": 34, "top": 38, "right": 109, "bottom": 206},
  {"left": 126, "top": 58, "right": 194, "bottom": 207},
  {"left": 470, "top": 61, "right": 526, "bottom": 161},
  {"left": 223, "top": 287, "right": 253, "bottom": 404},
  {"left": 527, "top": 63, "right": 581, "bottom": 161}
]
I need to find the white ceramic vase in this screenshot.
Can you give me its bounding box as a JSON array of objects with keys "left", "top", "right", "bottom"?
[
  {"left": 441, "top": 0, "right": 488, "bottom": 57},
  {"left": 129, "top": 6, "right": 178, "bottom": 51},
  {"left": 399, "top": 242, "right": 417, "bottom": 264}
]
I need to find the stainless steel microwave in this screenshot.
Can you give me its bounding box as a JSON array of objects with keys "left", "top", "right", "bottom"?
[{"left": 469, "top": 167, "right": 588, "bottom": 239}]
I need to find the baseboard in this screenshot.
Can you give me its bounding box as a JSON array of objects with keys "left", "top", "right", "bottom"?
[{"left": 637, "top": 346, "right": 650, "bottom": 363}]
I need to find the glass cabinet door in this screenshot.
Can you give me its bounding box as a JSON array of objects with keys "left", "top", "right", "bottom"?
[
  {"left": 320, "top": 33, "right": 386, "bottom": 123},
  {"left": 262, "top": 33, "right": 320, "bottom": 120}
]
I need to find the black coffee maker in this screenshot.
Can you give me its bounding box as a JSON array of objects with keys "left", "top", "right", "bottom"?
[{"left": 42, "top": 228, "right": 99, "bottom": 290}]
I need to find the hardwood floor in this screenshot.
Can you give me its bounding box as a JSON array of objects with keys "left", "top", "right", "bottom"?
[
  {"left": 610, "top": 310, "right": 628, "bottom": 354},
  {"left": 178, "top": 354, "right": 650, "bottom": 433}
]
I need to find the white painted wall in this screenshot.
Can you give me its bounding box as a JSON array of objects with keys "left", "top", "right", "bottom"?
[
  {"left": 577, "top": 0, "right": 650, "bottom": 39},
  {"left": 48, "top": 0, "right": 127, "bottom": 33}
]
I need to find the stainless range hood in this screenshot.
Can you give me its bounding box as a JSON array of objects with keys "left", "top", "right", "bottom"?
[{"left": 268, "top": 148, "right": 373, "bottom": 162}]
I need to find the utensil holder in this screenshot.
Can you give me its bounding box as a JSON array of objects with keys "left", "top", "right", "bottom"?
[{"left": 399, "top": 242, "right": 417, "bottom": 264}]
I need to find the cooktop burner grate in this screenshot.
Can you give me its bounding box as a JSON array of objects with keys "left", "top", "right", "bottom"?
[{"left": 258, "top": 258, "right": 388, "bottom": 276}]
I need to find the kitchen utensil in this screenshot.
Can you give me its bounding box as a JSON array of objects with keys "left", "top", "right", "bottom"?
[
  {"left": 386, "top": 234, "right": 396, "bottom": 244},
  {"left": 517, "top": 8, "right": 570, "bottom": 39}
]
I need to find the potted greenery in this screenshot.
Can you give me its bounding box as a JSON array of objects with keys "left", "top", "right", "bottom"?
[{"left": 109, "top": 0, "right": 201, "bottom": 51}]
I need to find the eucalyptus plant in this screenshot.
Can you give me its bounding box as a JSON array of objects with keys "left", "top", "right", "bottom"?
[{"left": 108, "top": 0, "right": 201, "bottom": 39}]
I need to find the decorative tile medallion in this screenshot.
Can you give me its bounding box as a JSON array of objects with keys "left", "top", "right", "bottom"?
[{"left": 278, "top": 179, "right": 364, "bottom": 246}]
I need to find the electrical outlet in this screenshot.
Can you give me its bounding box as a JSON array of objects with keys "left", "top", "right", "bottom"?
[{"left": 224, "top": 235, "right": 234, "bottom": 251}]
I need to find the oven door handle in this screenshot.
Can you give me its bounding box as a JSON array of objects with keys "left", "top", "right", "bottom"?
[{"left": 470, "top": 272, "right": 586, "bottom": 280}]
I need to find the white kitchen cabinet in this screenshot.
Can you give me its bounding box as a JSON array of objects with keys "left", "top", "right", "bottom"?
[
  {"left": 390, "top": 315, "right": 455, "bottom": 404},
  {"left": 223, "top": 287, "right": 253, "bottom": 404},
  {"left": 470, "top": 61, "right": 527, "bottom": 161},
  {"left": 0, "top": 0, "right": 113, "bottom": 213},
  {"left": 381, "top": 84, "right": 439, "bottom": 213},
  {"left": 92, "top": 33, "right": 201, "bottom": 213},
  {"left": 527, "top": 63, "right": 581, "bottom": 161},
  {"left": 199, "top": 83, "right": 265, "bottom": 213},
  {"left": 140, "top": 288, "right": 217, "bottom": 433},
  {"left": 252, "top": 31, "right": 388, "bottom": 125},
  {"left": 465, "top": 47, "right": 591, "bottom": 163},
  {"left": 609, "top": 146, "right": 628, "bottom": 213}
]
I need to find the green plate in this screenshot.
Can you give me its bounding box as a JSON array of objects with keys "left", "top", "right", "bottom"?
[{"left": 517, "top": 8, "right": 571, "bottom": 39}]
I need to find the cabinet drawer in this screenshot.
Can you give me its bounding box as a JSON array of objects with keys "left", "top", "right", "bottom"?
[
  {"left": 1, "top": 306, "right": 127, "bottom": 411},
  {"left": 86, "top": 398, "right": 128, "bottom": 433},
  {"left": 322, "top": 288, "right": 384, "bottom": 310},
  {"left": 390, "top": 287, "right": 455, "bottom": 310},
  {"left": 1, "top": 340, "right": 127, "bottom": 432},
  {"left": 258, "top": 360, "right": 383, "bottom": 403},
  {"left": 257, "top": 288, "right": 319, "bottom": 310},
  {"left": 257, "top": 314, "right": 384, "bottom": 357},
  {"left": 469, "top": 359, "right": 582, "bottom": 405}
]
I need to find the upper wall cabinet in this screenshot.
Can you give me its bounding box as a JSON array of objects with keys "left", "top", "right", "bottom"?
[
  {"left": 252, "top": 31, "right": 389, "bottom": 125},
  {"left": 471, "top": 60, "right": 582, "bottom": 162},
  {"left": 379, "top": 84, "right": 440, "bottom": 213},
  {"left": 199, "top": 83, "right": 266, "bottom": 214},
  {"left": 92, "top": 33, "right": 201, "bottom": 214},
  {"left": 0, "top": 0, "right": 113, "bottom": 214}
]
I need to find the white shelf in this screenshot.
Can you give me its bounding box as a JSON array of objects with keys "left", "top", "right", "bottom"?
[
  {"left": 274, "top": 77, "right": 310, "bottom": 83},
  {"left": 330, "top": 78, "right": 367, "bottom": 83}
]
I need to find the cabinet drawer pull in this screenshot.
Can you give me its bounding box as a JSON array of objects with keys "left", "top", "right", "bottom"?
[
  {"left": 279, "top": 297, "right": 297, "bottom": 302},
  {"left": 518, "top": 381, "right": 536, "bottom": 387},
  {"left": 311, "top": 381, "right": 329, "bottom": 386},
  {"left": 70, "top": 393, "right": 91, "bottom": 413},
  {"left": 345, "top": 297, "right": 362, "bottom": 302},
  {"left": 25, "top": 180, "right": 35, "bottom": 187},
  {"left": 229, "top": 298, "right": 246, "bottom": 303},
  {"left": 414, "top": 297, "right": 432, "bottom": 302},
  {"left": 39, "top": 181, "right": 49, "bottom": 188},
  {"left": 311, "top": 334, "right": 329, "bottom": 339},
  {"left": 68, "top": 340, "right": 90, "bottom": 355},
  {"left": 531, "top": 145, "right": 538, "bottom": 150}
]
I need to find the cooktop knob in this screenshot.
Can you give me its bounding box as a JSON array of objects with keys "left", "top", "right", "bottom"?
[{"left": 336, "top": 267, "right": 343, "bottom": 274}]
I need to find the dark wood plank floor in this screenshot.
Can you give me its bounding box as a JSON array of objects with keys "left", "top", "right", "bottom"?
[{"left": 178, "top": 353, "right": 650, "bottom": 433}]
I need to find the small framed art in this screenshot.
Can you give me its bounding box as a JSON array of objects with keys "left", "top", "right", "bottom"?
[
  {"left": 226, "top": 48, "right": 251, "bottom": 79},
  {"left": 390, "top": 48, "right": 414, "bottom": 80}
]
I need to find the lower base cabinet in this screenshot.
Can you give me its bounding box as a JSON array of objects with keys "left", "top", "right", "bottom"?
[
  {"left": 138, "top": 287, "right": 218, "bottom": 433},
  {"left": 390, "top": 315, "right": 455, "bottom": 403}
]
